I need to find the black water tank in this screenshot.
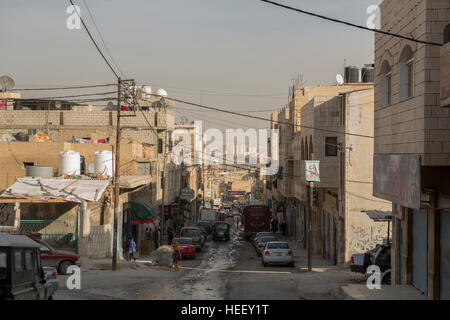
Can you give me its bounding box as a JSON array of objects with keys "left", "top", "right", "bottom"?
[
  {"left": 361, "top": 68, "right": 375, "bottom": 83},
  {"left": 80, "top": 155, "right": 86, "bottom": 175},
  {"left": 345, "top": 67, "right": 360, "bottom": 83}
]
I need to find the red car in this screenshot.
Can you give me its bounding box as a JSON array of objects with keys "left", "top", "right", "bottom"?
[
  {"left": 30, "top": 237, "right": 80, "bottom": 275},
  {"left": 172, "top": 237, "right": 196, "bottom": 259}
]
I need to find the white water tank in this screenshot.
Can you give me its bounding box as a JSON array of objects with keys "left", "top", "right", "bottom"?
[
  {"left": 94, "top": 150, "right": 114, "bottom": 177},
  {"left": 59, "top": 151, "right": 81, "bottom": 176}
]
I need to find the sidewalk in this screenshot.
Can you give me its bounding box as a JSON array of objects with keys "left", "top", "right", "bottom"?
[
  {"left": 339, "top": 284, "right": 427, "bottom": 300},
  {"left": 79, "top": 255, "right": 155, "bottom": 272}
]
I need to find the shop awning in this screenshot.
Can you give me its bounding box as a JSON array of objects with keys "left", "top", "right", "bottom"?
[
  {"left": 130, "top": 199, "right": 159, "bottom": 225},
  {"left": 362, "top": 210, "right": 392, "bottom": 222}
]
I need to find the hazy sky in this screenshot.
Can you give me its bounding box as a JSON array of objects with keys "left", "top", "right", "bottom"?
[{"left": 1, "top": 0, "right": 382, "bottom": 130}]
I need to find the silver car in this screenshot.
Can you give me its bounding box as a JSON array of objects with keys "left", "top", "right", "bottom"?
[
  {"left": 261, "top": 242, "right": 295, "bottom": 267},
  {"left": 255, "top": 236, "right": 279, "bottom": 256},
  {"left": 42, "top": 263, "right": 59, "bottom": 295}
]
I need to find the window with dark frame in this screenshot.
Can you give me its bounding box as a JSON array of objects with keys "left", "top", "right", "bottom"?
[
  {"left": 14, "top": 250, "right": 22, "bottom": 272},
  {"left": 325, "top": 137, "right": 338, "bottom": 156},
  {"left": 158, "top": 138, "right": 163, "bottom": 154}
]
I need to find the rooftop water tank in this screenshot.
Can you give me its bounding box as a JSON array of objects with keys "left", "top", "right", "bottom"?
[
  {"left": 94, "top": 150, "right": 114, "bottom": 177},
  {"left": 361, "top": 68, "right": 375, "bottom": 83},
  {"left": 59, "top": 151, "right": 81, "bottom": 176},
  {"left": 344, "top": 66, "right": 360, "bottom": 83},
  {"left": 26, "top": 166, "right": 53, "bottom": 178}
]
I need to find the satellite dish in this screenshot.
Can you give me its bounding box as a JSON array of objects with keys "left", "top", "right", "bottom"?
[
  {"left": 55, "top": 101, "right": 61, "bottom": 109},
  {"left": 0, "top": 76, "right": 15, "bottom": 91},
  {"left": 156, "top": 88, "right": 168, "bottom": 97},
  {"left": 179, "top": 116, "right": 188, "bottom": 125},
  {"left": 336, "top": 74, "right": 344, "bottom": 86},
  {"left": 107, "top": 101, "right": 115, "bottom": 110}
]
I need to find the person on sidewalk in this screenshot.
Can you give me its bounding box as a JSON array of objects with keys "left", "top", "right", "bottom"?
[
  {"left": 128, "top": 237, "right": 137, "bottom": 262},
  {"left": 124, "top": 237, "right": 131, "bottom": 261},
  {"left": 172, "top": 241, "right": 182, "bottom": 272},
  {"left": 153, "top": 227, "right": 159, "bottom": 250}
]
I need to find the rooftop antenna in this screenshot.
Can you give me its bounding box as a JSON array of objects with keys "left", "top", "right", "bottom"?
[{"left": 0, "top": 76, "right": 15, "bottom": 92}]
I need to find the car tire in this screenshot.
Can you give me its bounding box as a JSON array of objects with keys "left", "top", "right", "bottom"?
[
  {"left": 382, "top": 273, "right": 391, "bottom": 285},
  {"left": 58, "top": 260, "right": 73, "bottom": 275}
]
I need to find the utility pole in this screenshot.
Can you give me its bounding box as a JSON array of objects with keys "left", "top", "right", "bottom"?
[
  {"left": 177, "top": 162, "right": 184, "bottom": 235},
  {"left": 160, "top": 128, "right": 169, "bottom": 247},
  {"left": 112, "top": 78, "right": 122, "bottom": 271},
  {"left": 307, "top": 153, "right": 314, "bottom": 272}
]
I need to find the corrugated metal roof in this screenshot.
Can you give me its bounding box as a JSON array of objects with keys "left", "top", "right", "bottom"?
[
  {"left": 0, "top": 233, "right": 41, "bottom": 248},
  {"left": 0, "top": 177, "right": 110, "bottom": 203},
  {"left": 362, "top": 210, "right": 392, "bottom": 221}
]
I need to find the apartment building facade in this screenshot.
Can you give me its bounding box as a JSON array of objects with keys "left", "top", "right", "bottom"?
[{"left": 373, "top": 0, "right": 450, "bottom": 299}]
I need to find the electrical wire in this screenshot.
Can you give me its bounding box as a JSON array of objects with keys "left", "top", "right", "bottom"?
[
  {"left": 68, "top": 0, "right": 120, "bottom": 79},
  {"left": 82, "top": 0, "right": 125, "bottom": 78},
  {"left": 14, "top": 83, "right": 117, "bottom": 91},
  {"left": 144, "top": 95, "right": 375, "bottom": 139},
  {"left": 258, "top": 0, "right": 442, "bottom": 46}
]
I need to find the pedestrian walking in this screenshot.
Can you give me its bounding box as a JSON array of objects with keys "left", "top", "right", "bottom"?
[
  {"left": 128, "top": 237, "right": 137, "bottom": 262},
  {"left": 172, "top": 241, "right": 182, "bottom": 272},
  {"left": 153, "top": 227, "right": 159, "bottom": 250},
  {"left": 124, "top": 236, "right": 131, "bottom": 261}
]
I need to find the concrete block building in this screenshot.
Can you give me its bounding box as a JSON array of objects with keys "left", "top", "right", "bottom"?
[{"left": 373, "top": 0, "right": 450, "bottom": 300}]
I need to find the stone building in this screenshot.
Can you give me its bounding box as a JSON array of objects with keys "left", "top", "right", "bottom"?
[{"left": 372, "top": 0, "right": 450, "bottom": 299}]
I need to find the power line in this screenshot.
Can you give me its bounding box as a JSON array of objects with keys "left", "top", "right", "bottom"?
[
  {"left": 82, "top": 0, "right": 125, "bottom": 78},
  {"left": 145, "top": 96, "right": 374, "bottom": 139},
  {"left": 14, "top": 83, "right": 117, "bottom": 91},
  {"left": 258, "top": 0, "right": 443, "bottom": 47},
  {"left": 68, "top": 0, "right": 120, "bottom": 79},
  {"left": 23, "top": 91, "right": 117, "bottom": 100}
]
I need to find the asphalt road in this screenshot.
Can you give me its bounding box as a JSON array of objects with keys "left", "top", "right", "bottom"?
[{"left": 55, "top": 218, "right": 357, "bottom": 300}]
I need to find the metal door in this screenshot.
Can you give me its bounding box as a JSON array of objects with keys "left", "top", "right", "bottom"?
[
  {"left": 440, "top": 210, "right": 450, "bottom": 300},
  {"left": 412, "top": 209, "right": 428, "bottom": 295}
]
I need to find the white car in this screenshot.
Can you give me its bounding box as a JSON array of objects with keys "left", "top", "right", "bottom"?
[{"left": 261, "top": 241, "right": 295, "bottom": 267}]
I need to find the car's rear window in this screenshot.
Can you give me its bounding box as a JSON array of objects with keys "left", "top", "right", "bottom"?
[
  {"left": 267, "top": 243, "right": 289, "bottom": 249},
  {"left": 181, "top": 229, "right": 199, "bottom": 237},
  {"left": 260, "top": 237, "right": 278, "bottom": 243},
  {"left": 174, "top": 239, "right": 192, "bottom": 245},
  {"left": 198, "top": 222, "right": 209, "bottom": 226},
  {"left": 214, "top": 223, "right": 228, "bottom": 230}
]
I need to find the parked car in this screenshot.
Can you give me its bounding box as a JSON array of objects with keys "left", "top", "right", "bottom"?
[
  {"left": 212, "top": 222, "right": 230, "bottom": 241},
  {"left": 196, "top": 221, "right": 212, "bottom": 235},
  {"left": 180, "top": 227, "right": 205, "bottom": 251},
  {"left": 0, "top": 234, "right": 54, "bottom": 300},
  {"left": 30, "top": 237, "right": 80, "bottom": 275},
  {"left": 255, "top": 236, "right": 279, "bottom": 256},
  {"left": 42, "top": 262, "right": 59, "bottom": 295},
  {"left": 251, "top": 232, "right": 273, "bottom": 248},
  {"left": 171, "top": 238, "right": 196, "bottom": 259},
  {"left": 351, "top": 244, "right": 391, "bottom": 284},
  {"left": 261, "top": 241, "right": 295, "bottom": 267}
]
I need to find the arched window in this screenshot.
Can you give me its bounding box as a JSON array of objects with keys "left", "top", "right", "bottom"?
[
  {"left": 399, "top": 45, "right": 414, "bottom": 101},
  {"left": 444, "top": 24, "right": 450, "bottom": 44},
  {"left": 309, "top": 136, "right": 313, "bottom": 159},
  {"left": 305, "top": 139, "right": 309, "bottom": 161},
  {"left": 380, "top": 60, "right": 392, "bottom": 107}
]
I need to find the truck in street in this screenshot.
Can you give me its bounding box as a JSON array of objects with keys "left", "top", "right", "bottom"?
[{"left": 242, "top": 205, "right": 272, "bottom": 240}]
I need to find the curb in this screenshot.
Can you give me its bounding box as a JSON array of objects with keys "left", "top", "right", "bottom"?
[{"left": 338, "top": 285, "right": 355, "bottom": 300}]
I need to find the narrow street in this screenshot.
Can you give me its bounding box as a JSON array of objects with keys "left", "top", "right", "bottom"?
[{"left": 55, "top": 220, "right": 359, "bottom": 300}]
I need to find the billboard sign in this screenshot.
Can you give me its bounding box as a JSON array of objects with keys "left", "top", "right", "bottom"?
[
  {"left": 373, "top": 154, "right": 420, "bottom": 210},
  {"left": 305, "top": 161, "right": 320, "bottom": 182}
]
